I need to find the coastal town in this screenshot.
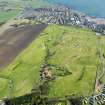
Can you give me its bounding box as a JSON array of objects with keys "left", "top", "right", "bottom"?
[
  {"left": 1, "top": 1, "right": 105, "bottom": 35},
  {"left": 17, "top": 5, "right": 105, "bottom": 35}
]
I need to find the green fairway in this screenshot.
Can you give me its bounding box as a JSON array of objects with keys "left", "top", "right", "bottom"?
[
  {"left": 43, "top": 25, "right": 100, "bottom": 98},
  {"left": 0, "top": 24, "right": 105, "bottom": 100},
  {"left": 0, "top": 35, "right": 46, "bottom": 99}
]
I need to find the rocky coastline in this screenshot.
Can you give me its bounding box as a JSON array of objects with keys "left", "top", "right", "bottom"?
[{"left": 17, "top": 5, "right": 105, "bottom": 34}]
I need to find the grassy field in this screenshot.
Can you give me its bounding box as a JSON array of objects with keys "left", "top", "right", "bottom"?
[
  {"left": 0, "top": 34, "right": 46, "bottom": 98},
  {"left": 0, "top": 24, "right": 105, "bottom": 99},
  {"left": 0, "top": 9, "right": 20, "bottom": 23},
  {"left": 46, "top": 26, "right": 99, "bottom": 98},
  {"left": 0, "top": 0, "right": 53, "bottom": 23},
  {"left": 20, "top": 0, "right": 54, "bottom": 8},
  {"left": 0, "top": 0, "right": 21, "bottom": 23}
]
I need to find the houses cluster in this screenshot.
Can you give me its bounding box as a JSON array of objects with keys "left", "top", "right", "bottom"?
[
  {"left": 18, "top": 6, "right": 105, "bottom": 34},
  {"left": 18, "top": 6, "right": 85, "bottom": 26},
  {"left": 83, "top": 85, "right": 105, "bottom": 105},
  {"left": 84, "top": 19, "right": 105, "bottom": 34}
]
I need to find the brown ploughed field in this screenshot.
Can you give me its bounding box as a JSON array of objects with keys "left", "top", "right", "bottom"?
[{"left": 0, "top": 24, "right": 47, "bottom": 68}]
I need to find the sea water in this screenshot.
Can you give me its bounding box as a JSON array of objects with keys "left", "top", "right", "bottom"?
[{"left": 49, "top": 0, "right": 105, "bottom": 18}]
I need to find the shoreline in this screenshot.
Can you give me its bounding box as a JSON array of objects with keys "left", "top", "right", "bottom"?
[
  {"left": 86, "top": 16, "right": 105, "bottom": 25},
  {"left": 60, "top": 3, "right": 105, "bottom": 30},
  {"left": 56, "top": 2, "right": 105, "bottom": 19}
]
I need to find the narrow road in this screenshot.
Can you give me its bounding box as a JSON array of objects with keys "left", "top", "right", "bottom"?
[
  {"left": 0, "top": 24, "right": 47, "bottom": 69},
  {"left": 87, "top": 35, "right": 105, "bottom": 105},
  {"left": 94, "top": 35, "right": 105, "bottom": 94}
]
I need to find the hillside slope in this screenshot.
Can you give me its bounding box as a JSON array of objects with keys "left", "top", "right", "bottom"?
[{"left": 0, "top": 25, "right": 105, "bottom": 100}]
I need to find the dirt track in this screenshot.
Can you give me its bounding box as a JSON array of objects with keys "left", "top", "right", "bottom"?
[{"left": 0, "top": 24, "right": 47, "bottom": 68}]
